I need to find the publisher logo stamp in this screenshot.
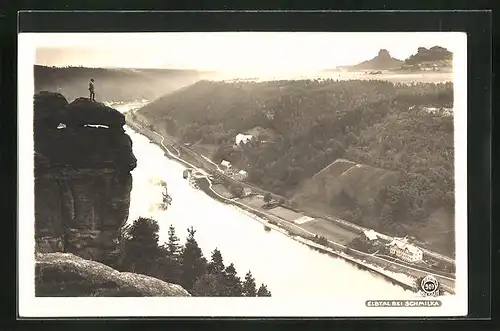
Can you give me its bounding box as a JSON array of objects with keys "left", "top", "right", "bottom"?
[
  {"left": 365, "top": 275, "right": 442, "bottom": 308},
  {"left": 419, "top": 275, "right": 440, "bottom": 297}
]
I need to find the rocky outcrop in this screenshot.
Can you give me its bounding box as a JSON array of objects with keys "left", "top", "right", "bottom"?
[
  {"left": 34, "top": 92, "right": 136, "bottom": 262},
  {"left": 337, "top": 46, "right": 453, "bottom": 72},
  {"left": 404, "top": 46, "right": 453, "bottom": 65},
  {"left": 36, "top": 253, "right": 191, "bottom": 297},
  {"left": 342, "top": 49, "right": 404, "bottom": 71}
]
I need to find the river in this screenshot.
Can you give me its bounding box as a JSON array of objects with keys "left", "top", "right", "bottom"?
[{"left": 114, "top": 101, "right": 411, "bottom": 298}]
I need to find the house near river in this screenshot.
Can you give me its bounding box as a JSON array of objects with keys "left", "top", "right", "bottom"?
[
  {"left": 234, "top": 169, "right": 248, "bottom": 181},
  {"left": 387, "top": 237, "right": 423, "bottom": 263},
  {"left": 361, "top": 229, "right": 381, "bottom": 245},
  {"left": 233, "top": 127, "right": 277, "bottom": 148},
  {"left": 221, "top": 160, "right": 231, "bottom": 169},
  {"left": 235, "top": 133, "right": 253, "bottom": 146}
]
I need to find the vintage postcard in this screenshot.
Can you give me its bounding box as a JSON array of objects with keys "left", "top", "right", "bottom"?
[{"left": 18, "top": 31, "right": 467, "bottom": 317}]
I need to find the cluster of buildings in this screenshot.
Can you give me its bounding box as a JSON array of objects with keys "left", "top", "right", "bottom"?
[
  {"left": 399, "top": 60, "right": 452, "bottom": 72},
  {"left": 220, "top": 159, "right": 249, "bottom": 181},
  {"left": 361, "top": 230, "right": 424, "bottom": 263},
  {"left": 217, "top": 131, "right": 259, "bottom": 181}
]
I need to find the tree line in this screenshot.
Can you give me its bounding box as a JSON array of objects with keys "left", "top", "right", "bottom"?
[{"left": 108, "top": 217, "right": 271, "bottom": 297}]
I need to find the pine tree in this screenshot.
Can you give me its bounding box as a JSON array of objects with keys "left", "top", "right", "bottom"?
[
  {"left": 242, "top": 270, "right": 257, "bottom": 297},
  {"left": 166, "top": 224, "right": 181, "bottom": 258},
  {"left": 223, "top": 263, "right": 243, "bottom": 296},
  {"left": 159, "top": 224, "right": 183, "bottom": 285},
  {"left": 207, "top": 248, "right": 225, "bottom": 275},
  {"left": 257, "top": 284, "right": 272, "bottom": 297},
  {"left": 180, "top": 226, "right": 207, "bottom": 292},
  {"left": 121, "top": 217, "right": 161, "bottom": 276}
]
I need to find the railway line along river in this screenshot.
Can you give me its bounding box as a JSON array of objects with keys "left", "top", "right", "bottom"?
[{"left": 116, "top": 101, "right": 412, "bottom": 298}]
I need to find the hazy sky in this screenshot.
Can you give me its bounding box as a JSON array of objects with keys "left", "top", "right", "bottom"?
[{"left": 33, "top": 32, "right": 462, "bottom": 75}]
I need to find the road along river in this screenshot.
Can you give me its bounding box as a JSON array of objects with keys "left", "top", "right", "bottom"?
[{"left": 117, "top": 102, "right": 413, "bottom": 298}]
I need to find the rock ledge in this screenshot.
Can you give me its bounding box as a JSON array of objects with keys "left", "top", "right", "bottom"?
[{"left": 36, "top": 253, "right": 191, "bottom": 297}]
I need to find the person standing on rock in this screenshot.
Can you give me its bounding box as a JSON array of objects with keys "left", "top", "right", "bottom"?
[{"left": 89, "top": 78, "right": 96, "bottom": 101}]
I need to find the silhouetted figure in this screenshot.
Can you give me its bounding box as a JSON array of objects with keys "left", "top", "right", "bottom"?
[{"left": 89, "top": 78, "right": 95, "bottom": 101}]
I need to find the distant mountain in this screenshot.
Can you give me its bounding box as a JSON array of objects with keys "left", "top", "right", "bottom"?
[
  {"left": 328, "top": 46, "right": 453, "bottom": 73},
  {"left": 404, "top": 46, "right": 453, "bottom": 65},
  {"left": 396, "top": 46, "right": 453, "bottom": 72},
  {"left": 338, "top": 49, "right": 404, "bottom": 71},
  {"left": 34, "top": 65, "right": 205, "bottom": 102}
]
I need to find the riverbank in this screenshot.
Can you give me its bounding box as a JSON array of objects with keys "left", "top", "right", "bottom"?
[
  {"left": 196, "top": 176, "right": 456, "bottom": 295},
  {"left": 189, "top": 176, "right": 422, "bottom": 293},
  {"left": 124, "top": 114, "right": 456, "bottom": 295}
]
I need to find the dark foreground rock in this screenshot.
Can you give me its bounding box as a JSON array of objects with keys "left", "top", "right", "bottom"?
[{"left": 36, "top": 253, "right": 190, "bottom": 297}]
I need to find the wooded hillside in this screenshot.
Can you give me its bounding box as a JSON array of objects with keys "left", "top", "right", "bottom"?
[{"left": 137, "top": 79, "right": 455, "bottom": 255}]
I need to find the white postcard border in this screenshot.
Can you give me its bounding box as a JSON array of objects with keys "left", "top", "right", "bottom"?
[{"left": 18, "top": 32, "right": 468, "bottom": 317}]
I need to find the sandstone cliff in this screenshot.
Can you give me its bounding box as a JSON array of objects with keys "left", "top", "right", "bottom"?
[
  {"left": 36, "top": 253, "right": 191, "bottom": 297},
  {"left": 34, "top": 92, "right": 189, "bottom": 297},
  {"left": 34, "top": 91, "right": 136, "bottom": 261}
]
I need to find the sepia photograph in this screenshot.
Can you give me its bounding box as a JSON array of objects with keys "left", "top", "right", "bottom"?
[{"left": 18, "top": 31, "right": 467, "bottom": 317}]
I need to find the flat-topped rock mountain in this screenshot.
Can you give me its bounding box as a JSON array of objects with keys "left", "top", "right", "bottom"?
[
  {"left": 404, "top": 46, "right": 453, "bottom": 65},
  {"left": 340, "top": 49, "right": 404, "bottom": 71},
  {"left": 334, "top": 46, "right": 453, "bottom": 72}
]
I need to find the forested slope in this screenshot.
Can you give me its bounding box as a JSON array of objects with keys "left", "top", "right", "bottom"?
[{"left": 137, "top": 79, "right": 455, "bottom": 255}]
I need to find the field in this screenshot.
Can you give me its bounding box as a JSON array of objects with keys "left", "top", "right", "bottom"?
[
  {"left": 238, "top": 194, "right": 266, "bottom": 209},
  {"left": 189, "top": 143, "right": 219, "bottom": 159},
  {"left": 310, "top": 159, "right": 356, "bottom": 179},
  {"left": 301, "top": 219, "right": 361, "bottom": 246},
  {"left": 235, "top": 193, "right": 361, "bottom": 247},
  {"left": 293, "top": 160, "right": 399, "bottom": 211},
  {"left": 266, "top": 206, "right": 304, "bottom": 222},
  {"left": 211, "top": 184, "right": 234, "bottom": 199}
]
